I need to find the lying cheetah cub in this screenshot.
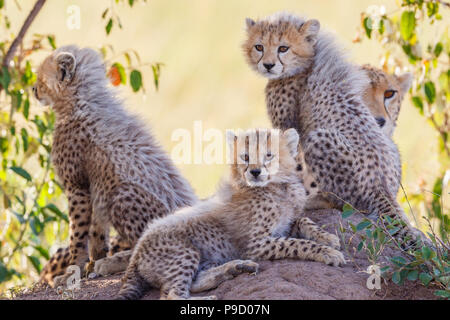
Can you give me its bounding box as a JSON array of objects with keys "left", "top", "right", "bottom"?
[
  {"left": 34, "top": 45, "right": 197, "bottom": 286},
  {"left": 117, "top": 128, "right": 344, "bottom": 300}
]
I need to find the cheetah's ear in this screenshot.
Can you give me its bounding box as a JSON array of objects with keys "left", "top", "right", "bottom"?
[
  {"left": 245, "top": 18, "right": 256, "bottom": 30},
  {"left": 299, "top": 19, "right": 320, "bottom": 45},
  {"left": 282, "top": 128, "right": 299, "bottom": 158},
  {"left": 397, "top": 72, "right": 413, "bottom": 96},
  {"left": 55, "top": 52, "right": 76, "bottom": 83}
]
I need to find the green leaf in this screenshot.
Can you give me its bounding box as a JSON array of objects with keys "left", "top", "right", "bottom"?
[
  {"left": 426, "top": 2, "right": 439, "bottom": 17},
  {"left": 44, "top": 203, "right": 69, "bottom": 222},
  {"left": 434, "top": 42, "right": 443, "bottom": 57},
  {"left": 0, "top": 66, "right": 11, "bottom": 92},
  {"left": 378, "top": 18, "right": 385, "bottom": 35},
  {"left": 23, "top": 98, "right": 30, "bottom": 119},
  {"left": 130, "top": 69, "right": 142, "bottom": 92},
  {"left": 357, "top": 241, "right": 364, "bottom": 251},
  {"left": 128, "top": 0, "right": 135, "bottom": 6},
  {"left": 419, "top": 272, "right": 433, "bottom": 286},
  {"left": 411, "top": 96, "right": 424, "bottom": 115},
  {"left": 407, "top": 270, "right": 419, "bottom": 281},
  {"left": 0, "top": 262, "right": 8, "bottom": 283},
  {"left": 21, "top": 128, "right": 29, "bottom": 152},
  {"left": 106, "top": 18, "right": 113, "bottom": 35},
  {"left": 392, "top": 271, "right": 401, "bottom": 284},
  {"left": 341, "top": 203, "right": 355, "bottom": 218},
  {"left": 47, "top": 35, "right": 56, "bottom": 50},
  {"left": 424, "top": 81, "right": 436, "bottom": 104},
  {"left": 27, "top": 256, "right": 41, "bottom": 273},
  {"left": 391, "top": 256, "right": 407, "bottom": 266},
  {"left": 422, "top": 246, "right": 434, "bottom": 260},
  {"left": 363, "top": 17, "right": 372, "bottom": 39},
  {"left": 34, "top": 246, "right": 50, "bottom": 260},
  {"left": 10, "top": 166, "right": 32, "bottom": 182},
  {"left": 356, "top": 220, "right": 372, "bottom": 231},
  {"left": 434, "top": 290, "right": 450, "bottom": 299},
  {"left": 400, "top": 11, "right": 415, "bottom": 41}
]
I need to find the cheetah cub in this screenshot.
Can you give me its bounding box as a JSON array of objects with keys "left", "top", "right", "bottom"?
[
  {"left": 361, "top": 64, "right": 412, "bottom": 137},
  {"left": 243, "top": 12, "right": 427, "bottom": 248},
  {"left": 117, "top": 128, "right": 344, "bottom": 300},
  {"left": 34, "top": 45, "right": 197, "bottom": 286},
  {"left": 304, "top": 65, "right": 412, "bottom": 210}
]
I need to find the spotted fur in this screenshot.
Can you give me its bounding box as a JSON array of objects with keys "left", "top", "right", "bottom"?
[
  {"left": 115, "top": 129, "right": 344, "bottom": 300},
  {"left": 243, "top": 12, "right": 427, "bottom": 248},
  {"left": 34, "top": 45, "right": 197, "bottom": 287}
]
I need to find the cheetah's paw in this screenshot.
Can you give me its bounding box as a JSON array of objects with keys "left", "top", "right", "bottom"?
[
  {"left": 227, "top": 260, "right": 259, "bottom": 276},
  {"left": 317, "top": 247, "right": 346, "bottom": 267}
]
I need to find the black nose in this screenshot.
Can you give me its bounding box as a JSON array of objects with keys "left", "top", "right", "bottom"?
[
  {"left": 263, "top": 63, "right": 275, "bottom": 71},
  {"left": 375, "top": 117, "right": 386, "bottom": 127},
  {"left": 250, "top": 168, "right": 261, "bottom": 178}
]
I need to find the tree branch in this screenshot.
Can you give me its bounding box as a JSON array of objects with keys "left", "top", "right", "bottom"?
[{"left": 1, "top": 0, "right": 46, "bottom": 69}]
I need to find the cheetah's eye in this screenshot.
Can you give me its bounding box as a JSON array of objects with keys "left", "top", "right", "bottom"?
[
  {"left": 384, "top": 90, "right": 397, "bottom": 99},
  {"left": 240, "top": 154, "right": 250, "bottom": 162},
  {"left": 255, "top": 45, "right": 264, "bottom": 52},
  {"left": 265, "top": 152, "right": 274, "bottom": 160},
  {"left": 278, "top": 46, "right": 289, "bottom": 53}
]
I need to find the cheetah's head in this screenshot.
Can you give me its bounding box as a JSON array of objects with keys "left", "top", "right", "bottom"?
[
  {"left": 362, "top": 65, "right": 412, "bottom": 137},
  {"left": 243, "top": 13, "right": 320, "bottom": 79},
  {"left": 33, "top": 45, "right": 106, "bottom": 110},
  {"left": 227, "top": 128, "right": 299, "bottom": 187}
]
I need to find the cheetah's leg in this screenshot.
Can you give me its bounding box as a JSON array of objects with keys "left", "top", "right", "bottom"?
[
  {"left": 290, "top": 217, "right": 340, "bottom": 249},
  {"left": 53, "top": 188, "right": 92, "bottom": 288},
  {"left": 94, "top": 250, "right": 132, "bottom": 276},
  {"left": 246, "top": 237, "right": 345, "bottom": 266},
  {"left": 190, "top": 260, "right": 259, "bottom": 293},
  {"left": 85, "top": 217, "right": 110, "bottom": 274},
  {"left": 39, "top": 247, "right": 71, "bottom": 287}
]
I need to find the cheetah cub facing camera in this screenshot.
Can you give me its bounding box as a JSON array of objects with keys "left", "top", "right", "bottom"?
[
  {"left": 243, "top": 12, "right": 428, "bottom": 248},
  {"left": 117, "top": 128, "right": 344, "bottom": 300},
  {"left": 34, "top": 45, "right": 197, "bottom": 286}
]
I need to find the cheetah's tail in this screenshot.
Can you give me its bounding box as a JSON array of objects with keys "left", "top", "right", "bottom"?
[{"left": 116, "top": 265, "right": 150, "bottom": 300}]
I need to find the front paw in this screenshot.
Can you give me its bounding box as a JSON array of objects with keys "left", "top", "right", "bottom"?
[
  {"left": 316, "top": 246, "right": 346, "bottom": 267},
  {"left": 322, "top": 233, "right": 341, "bottom": 250}
]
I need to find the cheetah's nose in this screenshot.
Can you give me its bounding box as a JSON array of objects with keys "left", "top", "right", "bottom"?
[
  {"left": 263, "top": 63, "right": 275, "bottom": 71},
  {"left": 375, "top": 117, "right": 386, "bottom": 128},
  {"left": 250, "top": 168, "right": 261, "bottom": 178}
]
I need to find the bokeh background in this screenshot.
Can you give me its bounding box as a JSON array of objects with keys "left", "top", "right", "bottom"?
[
  {"left": 0, "top": 0, "right": 448, "bottom": 291},
  {"left": 13, "top": 0, "right": 440, "bottom": 196}
]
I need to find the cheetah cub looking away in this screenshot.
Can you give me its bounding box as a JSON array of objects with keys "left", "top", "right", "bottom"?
[
  {"left": 243, "top": 12, "right": 428, "bottom": 248},
  {"left": 304, "top": 65, "right": 412, "bottom": 210},
  {"left": 33, "top": 45, "right": 197, "bottom": 286},
  {"left": 117, "top": 128, "right": 344, "bottom": 300}
]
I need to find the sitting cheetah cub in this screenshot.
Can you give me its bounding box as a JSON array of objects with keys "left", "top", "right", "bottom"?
[
  {"left": 117, "top": 128, "right": 344, "bottom": 300},
  {"left": 33, "top": 45, "right": 197, "bottom": 286},
  {"left": 304, "top": 65, "right": 412, "bottom": 210},
  {"left": 243, "top": 12, "right": 427, "bottom": 248}
]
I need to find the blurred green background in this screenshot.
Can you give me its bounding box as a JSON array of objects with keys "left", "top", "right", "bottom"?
[
  {"left": 0, "top": 0, "right": 447, "bottom": 291},
  {"left": 11, "top": 0, "right": 440, "bottom": 197}
]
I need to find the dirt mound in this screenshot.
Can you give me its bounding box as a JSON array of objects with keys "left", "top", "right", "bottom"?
[{"left": 13, "top": 209, "right": 437, "bottom": 300}]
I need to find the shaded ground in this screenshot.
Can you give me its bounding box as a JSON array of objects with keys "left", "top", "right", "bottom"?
[{"left": 13, "top": 209, "right": 438, "bottom": 300}]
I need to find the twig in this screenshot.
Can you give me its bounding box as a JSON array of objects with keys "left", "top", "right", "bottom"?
[{"left": 0, "top": 0, "right": 46, "bottom": 89}]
